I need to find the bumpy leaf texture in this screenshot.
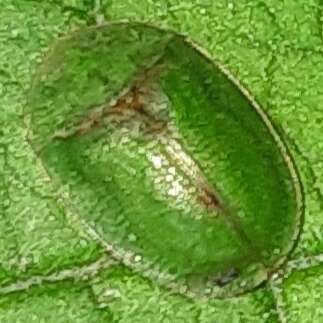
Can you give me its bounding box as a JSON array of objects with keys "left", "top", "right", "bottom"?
[{"left": 1, "top": 1, "right": 322, "bottom": 322}]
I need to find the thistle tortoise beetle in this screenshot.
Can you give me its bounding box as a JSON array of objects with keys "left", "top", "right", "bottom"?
[{"left": 25, "top": 21, "right": 303, "bottom": 298}]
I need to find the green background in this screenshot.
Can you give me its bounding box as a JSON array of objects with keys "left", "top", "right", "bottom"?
[{"left": 1, "top": 0, "right": 323, "bottom": 322}]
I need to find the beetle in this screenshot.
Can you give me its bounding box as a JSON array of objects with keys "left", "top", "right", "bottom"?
[{"left": 26, "top": 21, "right": 303, "bottom": 298}]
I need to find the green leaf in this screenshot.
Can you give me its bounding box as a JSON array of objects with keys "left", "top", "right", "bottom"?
[
  {"left": 280, "top": 261, "right": 323, "bottom": 322},
  {"left": 1, "top": 0, "right": 323, "bottom": 321},
  {"left": 0, "top": 279, "right": 114, "bottom": 322}
]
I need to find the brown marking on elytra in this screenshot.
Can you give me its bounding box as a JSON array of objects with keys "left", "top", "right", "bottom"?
[
  {"left": 72, "top": 85, "right": 145, "bottom": 137},
  {"left": 53, "top": 62, "right": 167, "bottom": 140},
  {"left": 129, "top": 85, "right": 145, "bottom": 111},
  {"left": 198, "top": 185, "right": 221, "bottom": 210}
]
